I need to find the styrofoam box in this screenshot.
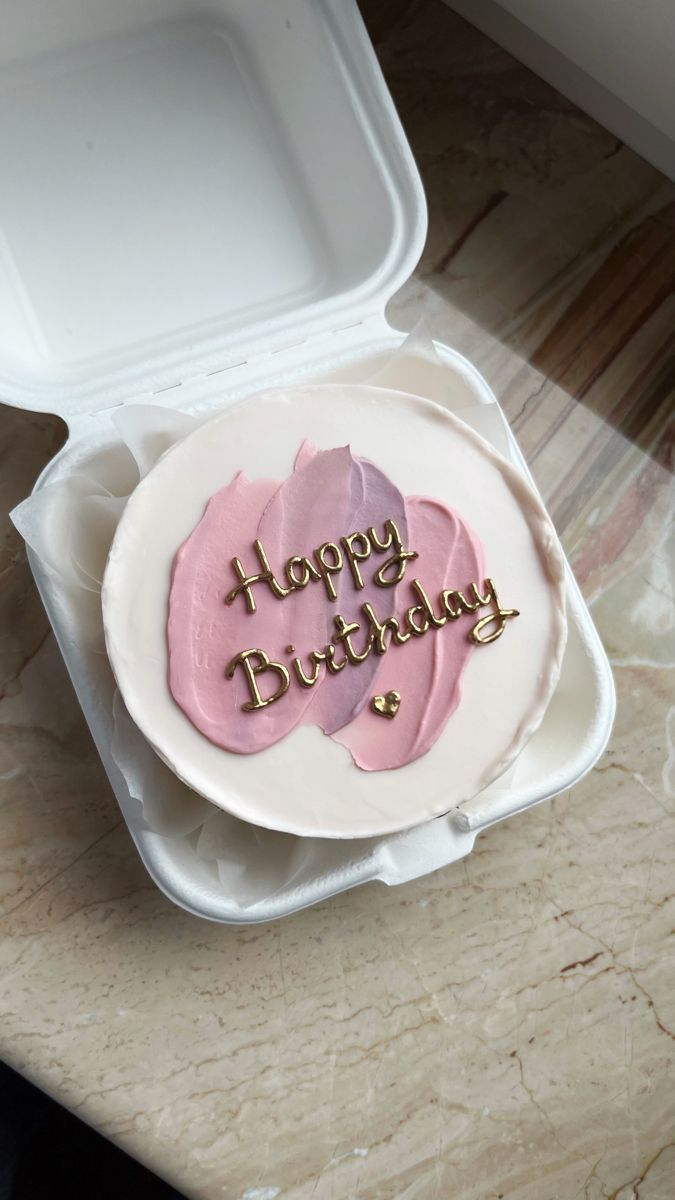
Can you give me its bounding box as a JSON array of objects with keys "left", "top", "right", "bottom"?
[{"left": 3, "top": 0, "right": 614, "bottom": 922}]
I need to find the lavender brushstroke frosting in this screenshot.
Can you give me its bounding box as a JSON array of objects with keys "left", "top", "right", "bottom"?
[{"left": 167, "top": 441, "right": 483, "bottom": 770}]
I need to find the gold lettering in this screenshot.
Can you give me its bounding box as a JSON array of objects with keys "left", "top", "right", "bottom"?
[
  {"left": 292, "top": 649, "right": 326, "bottom": 688},
  {"left": 469, "top": 578, "right": 520, "bottom": 644},
  {"left": 441, "top": 590, "right": 462, "bottom": 619},
  {"left": 225, "top": 574, "right": 520, "bottom": 712},
  {"left": 369, "top": 520, "right": 394, "bottom": 552},
  {"left": 410, "top": 580, "right": 447, "bottom": 629},
  {"left": 285, "top": 555, "right": 321, "bottom": 590},
  {"left": 468, "top": 580, "right": 493, "bottom": 607},
  {"left": 325, "top": 642, "right": 349, "bottom": 674},
  {"left": 370, "top": 519, "right": 418, "bottom": 587},
  {"left": 405, "top": 604, "right": 429, "bottom": 637},
  {"left": 442, "top": 587, "right": 482, "bottom": 617},
  {"left": 225, "top": 648, "right": 290, "bottom": 710},
  {"left": 455, "top": 589, "right": 481, "bottom": 613},
  {"left": 360, "top": 602, "right": 411, "bottom": 654},
  {"left": 314, "top": 541, "right": 343, "bottom": 601},
  {"left": 340, "top": 531, "right": 371, "bottom": 591},
  {"left": 225, "top": 539, "right": 292, "bottom": 612},
  {"left": 333, "top": 613, "right": 373, "bottom": 664}
]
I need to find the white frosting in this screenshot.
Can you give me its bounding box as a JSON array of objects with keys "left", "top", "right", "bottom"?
[{"left": 102, "top": 385, "right": 567, "bottom": 838}]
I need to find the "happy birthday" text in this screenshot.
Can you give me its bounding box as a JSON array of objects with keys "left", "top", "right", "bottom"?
[
  {"left": 225, "top": 519, "right": 416, "bottom": 612},
  {"left": 222, "top": 514, "right": 519, "bottom": 710}
]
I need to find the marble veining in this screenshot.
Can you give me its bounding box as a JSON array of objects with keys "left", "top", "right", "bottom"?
[{"left": 1, "top": 2, "right": 674, "bottom": 1197}]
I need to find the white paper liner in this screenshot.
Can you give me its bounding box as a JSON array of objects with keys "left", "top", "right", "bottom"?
[{"left": 12, "top": 330, "right": 519, "bottom": 911}]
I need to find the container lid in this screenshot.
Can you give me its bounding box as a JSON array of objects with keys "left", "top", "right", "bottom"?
[{"left": 0, "top": 0, "right": 426, "bottom": 418}]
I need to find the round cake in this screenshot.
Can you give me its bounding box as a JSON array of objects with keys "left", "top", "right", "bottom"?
[{"left": 102, "top": 384, "right": 567, "bottom": 838}]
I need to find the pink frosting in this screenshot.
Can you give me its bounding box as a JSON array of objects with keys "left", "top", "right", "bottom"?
[
  {"left": 167, "top": 444, "right": 484, "bottom": 770},
  {"left": 287, "top": 445, "right": 407, "bottom": 735},
  {"left": 332, "top": 497, "right": 483, "bottom": 770}
]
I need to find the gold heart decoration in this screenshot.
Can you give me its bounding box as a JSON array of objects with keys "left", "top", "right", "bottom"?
[{"left": 371, "top": 690, "right": 401, "bottom": 720}]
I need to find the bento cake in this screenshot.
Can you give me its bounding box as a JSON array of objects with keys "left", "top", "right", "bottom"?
[{"left": 102, "top": 384, "right": 567, "bottom": 838}]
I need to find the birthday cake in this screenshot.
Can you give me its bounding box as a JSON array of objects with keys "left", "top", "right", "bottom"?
[{"left": 102, "top": 383, "right": 567, "bottom": 838}]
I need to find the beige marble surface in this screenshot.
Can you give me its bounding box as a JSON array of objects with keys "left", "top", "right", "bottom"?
[{"left": 1, "top": 2, "right": 674, "bottom": 1197}]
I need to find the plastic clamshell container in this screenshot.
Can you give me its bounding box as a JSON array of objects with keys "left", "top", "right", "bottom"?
[{"left": 3, "top": 0, "right": 614, "bottom": 922}]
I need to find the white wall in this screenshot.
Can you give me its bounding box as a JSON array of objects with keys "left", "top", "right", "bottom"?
[{"left": 444, "top": 0, "right": 675, "bottom": 180}]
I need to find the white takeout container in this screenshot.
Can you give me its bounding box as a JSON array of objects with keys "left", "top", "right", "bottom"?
[{"left": 3, "top": 0, "right": 614, "bottom": 921}]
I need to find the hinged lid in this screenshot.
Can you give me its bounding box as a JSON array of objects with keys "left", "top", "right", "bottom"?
[{"left": 0, "top": 0, "right": 427, "bottom": 418}]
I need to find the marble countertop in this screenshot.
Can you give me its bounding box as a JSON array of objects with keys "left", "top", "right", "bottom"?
[{"left": 1, "top": 1, "right": 674, "bottom": 1197}]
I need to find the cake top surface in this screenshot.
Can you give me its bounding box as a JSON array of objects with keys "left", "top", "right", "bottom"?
[{"left": 102, "top": 383, "right": 567, "bottom": 838}]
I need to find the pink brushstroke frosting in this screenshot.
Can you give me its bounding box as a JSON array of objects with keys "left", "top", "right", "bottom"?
[{"left": 167, "top": 443, "right": 484, "bottom": 771}]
